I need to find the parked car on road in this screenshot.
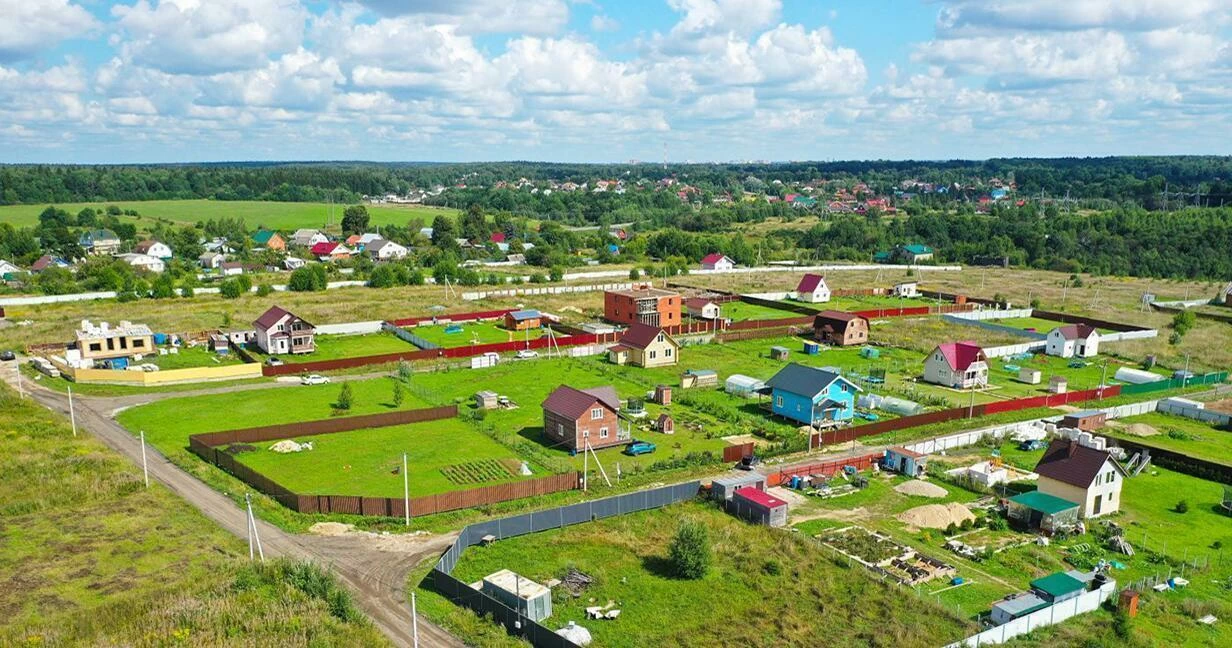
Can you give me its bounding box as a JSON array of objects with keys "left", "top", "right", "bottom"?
[
  {"left": 624, "top": 440, "right": 657, "bottom": 456},
  {"left": 301, "top": 374, "right": 330, "bottom": 385},
  {"left": 0, "top": 350, "right": 15, "bottom": 362},
  {"left": 265, "top": 357, "right": 284, "bottom": 367},
  {"left": 735, "top": 455, "right": 762, "bottom": 471},
  {"left": 515, "top": 349, "right": 539, "bottom": 359}
]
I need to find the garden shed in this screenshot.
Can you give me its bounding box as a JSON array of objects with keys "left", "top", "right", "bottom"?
[
  {"left": 884, "top": 446, "right": 927, "bottom": 477},
  {"left": 1048, "top": 376, "right": 1068, "bottom": 394},
  {"left": 710, "top": 472, "right": 767, "bottom": 501},
  {"left": 475, "top": 390, "right": 499, "bottom": 410},
  {"left": 770, "top": 345, "right": 791, "bottom": 361},
  {"left": 1006, "top": 491, "right": 1080, "bottom": 533},
  {"left": 681, "top": 369, "right": 718, "bottom": 389},
  {"left": 481, "top": 569, "right": 552, "bottom": 622},
  {"left": 730, "top": 486, "right": 788, "bottom": 527},
  {"left": 656, "top": 413, "right": 675, "bottom": 434},
  {"left": 1060, "top": 410, "right": 1107, "bottom": 431},
  {"left": 1018, "top": 367, "right": 1042, "bottom": 385}
]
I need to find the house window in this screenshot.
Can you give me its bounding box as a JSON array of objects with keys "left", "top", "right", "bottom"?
[
  {"left": 657, "top": 334, "right": 664, "bottom": 343},
  {"left": 133, "top": 339, "right": 145, "bottom": 348},
  {"left": 582, "top": 430, "right": 590, "bottom": 438},
  {"left": 599, "top": 428, "right": 609, "bottom": 439},
  {"left": 665, "top": 347, "right": 672, "bottom": 357},
  {"left": 775, "top": 395, "right": 783, "bottom": 407},
  {"left": 88, "top": 343, "right": 102, "bottom": 352},
  {"left": 277, "top": 324, "right": 285, "bottom": 332},
  {"left": 650, "top": 350, "right": 656, "bottom": 359},
  {"left": 591, "top": 408, "right": 603, "bottom": 420},
  {"left": 556, "top": 423, "right": 564, "bottom": 437}
]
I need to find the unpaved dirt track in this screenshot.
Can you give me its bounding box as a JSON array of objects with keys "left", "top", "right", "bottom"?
[{"left": 11, "top": 371, "right": 463, "bottom": 648}]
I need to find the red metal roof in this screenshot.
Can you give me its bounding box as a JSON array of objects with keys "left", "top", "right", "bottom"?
[
  {"left": 253, "top": 305, "right": 310, "bottom": 331},
  {"left": 541, "top": 385, "right": 620, "bottom": 420},
  {"left": 936, "top": 341, "right": 985, "bottom": 371},
  {"left": 700, "top": 252, "right": 729, "bottom": 265},
  {"left": 490, "top": 232, "right": 506, "bottom": 243},
  {"left": 733, "top": 486, "right": 787, "bottom": 509},
  {"left": 888, "top": 446, "right": 925, "bottom": 459},
  {"left": 310, "top": 241, "right": 339, "bottom": 255},
  {"left": 796, "top": 273, "right": 825, "bottom": 293},
  {"left": 1054, "top": 324, "right": 1098, "bottom": 341}
]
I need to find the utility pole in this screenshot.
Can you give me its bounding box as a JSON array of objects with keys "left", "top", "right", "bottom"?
[
  {"left": 16, "top": 366, "right": 23, "bottom": 399},
  {"left": 403, "top": 453, "right": 410, "bottom": 527},
  {"left": 140, "top": 430, "right": 149, "bottom": 488},
  {"left": 411, "top": 592, "right": 420, "bottom": 648},
  {"left": 246, "top": 493, "right": 265, "bottom": 562},
  {"left": 68, "top": 385, "right": 77, "bottom": 437}
]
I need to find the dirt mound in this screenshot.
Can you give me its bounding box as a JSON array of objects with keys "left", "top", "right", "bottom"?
[
  {"left": 1203, "top": 398, "right": 1232, "bottom": 415},
  {"left": 1122, "top": 423, "right": 1159, "bottom": 437},
  {"left": 308, "top": 522, "right": 436, "bottom": 551},
  {"left": 897, "top": 503, "right": 975, "bottom": 530},
  {"left": 895, "top": 480, "right": 948, "bottom": 498},
  {"left": 310, "top": 522, "right": 353, "bottom": 536}
]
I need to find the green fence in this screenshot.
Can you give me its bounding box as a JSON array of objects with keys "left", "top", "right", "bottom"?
[{"left": 1118, "top": 371, "right": 1228, "bottom": 396}]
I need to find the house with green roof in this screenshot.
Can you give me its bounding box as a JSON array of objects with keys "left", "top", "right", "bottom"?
[
  {"left": 1006, "top": 490, "right": 1080, "bottom": 533},
  {"left": 873, "top": 243, "right": 934, "bottom": 265},
  {"left": 251, "top": 229, "right": 286, "bottom": 251}
]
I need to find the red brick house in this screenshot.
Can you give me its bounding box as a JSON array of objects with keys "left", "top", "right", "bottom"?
[{"left": 541, "top": 385, "right": 625, "bottom": 451}]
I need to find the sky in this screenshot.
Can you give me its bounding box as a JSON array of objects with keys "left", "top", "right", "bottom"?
[{"left": 2, "top": 0, "right": 1230, "bottom": 164}]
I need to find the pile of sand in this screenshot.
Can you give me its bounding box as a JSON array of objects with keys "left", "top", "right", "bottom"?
[
  {"left": 897, "top": 503, "right": 975, "bottom": 530},
  {"left": 1122, "top": 423, "right": 1160, "bottom": 437},
  {"left": 895, "top": 480, "right": 949, "bottom": 498}
]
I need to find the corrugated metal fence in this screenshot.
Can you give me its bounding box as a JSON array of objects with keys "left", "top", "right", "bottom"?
[{"left": 429, "top": 482, "right": 701, "bottom": 648}]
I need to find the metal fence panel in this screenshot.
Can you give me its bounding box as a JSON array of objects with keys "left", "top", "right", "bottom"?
[{"left": 559, "top": 502, "right": 592, "bottom": 526}]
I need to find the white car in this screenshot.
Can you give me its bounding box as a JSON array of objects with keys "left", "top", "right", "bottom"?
[
  {"left": 515, "top": 350, "right": 539, "bottom": 359},
  {"left": 301, "top": 374, "right": 331, "bottom": 385}
]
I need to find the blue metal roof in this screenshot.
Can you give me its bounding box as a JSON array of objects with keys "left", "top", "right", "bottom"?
[{"left": 508, "top": 309, "right": 541, "bottom": 321}]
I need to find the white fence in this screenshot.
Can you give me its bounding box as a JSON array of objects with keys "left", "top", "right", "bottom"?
[
  {"left": 315, "top": 321, "right": 384, "bottom": 336},
  {"left": 904, "top": 418, "right": 1059, "bottom": 456},
  {"left": 687, "top": 263, "right": 963, "bottom": 275},
  {"left": 945, "top": 580, "right": 1117, "bottom": 647},
  {"left": 1102, "top": 400, "right": 1160, "bottom": 419},
  {"left": 947, "top": 308, "right": 1035, "bottom": 321},
  {"left": 983, "top": 341, "right": 1047, "bottom": 358},
  {"left": 943, "top": 314, "right": 1047, "bottom": 341},
  {"left": 463, "top": 282, "right": 634, "bottom": 301},
  {"left": 1100, "top": 329, "right": 1159, "bottom": 343},
  {"left": 1157, "top": 400, "right": 1232, "bottom": 425}
]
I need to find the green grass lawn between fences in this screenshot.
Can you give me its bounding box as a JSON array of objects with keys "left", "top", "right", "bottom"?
[
  {"left": 406, "top": 321, "right": 545, "bottom": 347},
  {"left": 251, "top": 332, "right": 419, "bottom": 365},
  {"left": 1100, "top": 411, "right": 1232, "bottom": 468}
]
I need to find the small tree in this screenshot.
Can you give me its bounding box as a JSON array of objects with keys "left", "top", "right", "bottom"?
[
  {"left": 397, "top": 360, "right": 413, "bottom": 381},
  {"left": 1175, "top": 499, "right": 1189, "bottom": 513},
  {"left": 392, "top": 381, "right": 404, "bottom": 408},
  {"left": 668, "top": 519, "right": 711, "bottom": 579},
  {"left": 549, "top": 266, "right": 564, "bottom": 282},
  {"left": 629, "top": 267, "right": 640, "bottom": 280},
  {"left": 219, "top": 279, "right": 242, "bottom": 299},
  {"left": 336, "top": 383, "right": 353, "bottom": 411},
  {"left": 180, "top": 286, "right": 194, "bottom": 298},
  {"left": 256, "top": 283, "right": 273, "bottom": 297}
]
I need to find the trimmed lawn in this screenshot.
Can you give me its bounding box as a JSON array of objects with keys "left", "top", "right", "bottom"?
[
  {"left": 439, "top": 500, "right": 973, "bottom": 647},
  {"left": 985, "top": 316, "right": 1118, "bottom": 335},
  {"left": 1101, "top": 411, "right": 1232, "bottom": 467},
  {"left": 256, "top": 332, "right": 419, "bottom": 364},
  {"left": 407, "top": 321, "right": 544, "bottom": 348},
  {"left": 142, "top": 344, "right": 245, "bottom": 370},
  {"left": 234, "top": 418, "right": 542, "bottom": 498},
  {"left": 0, "top": 199, "right": 457, "bottom": 229},
  {"left": 711, "top": 300, "right": 803, "bottom": 321},
  {"left": 116, "top": 376, "right": 434, "bottom": 436}
]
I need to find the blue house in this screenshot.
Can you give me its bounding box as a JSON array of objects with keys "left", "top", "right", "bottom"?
[{"left": 765, "top": 363, "right": 862, "bottom": 425}]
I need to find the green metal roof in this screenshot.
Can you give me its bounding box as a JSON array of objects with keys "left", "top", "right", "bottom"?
[
  {"left": 902, "top": 243, "right": 933, "bottom": 254},
  {"left": 1009, "top": 490, "right": 1079, "bottom": 516},
  {"left": 1030, "top": 572, "right": 1085, "bottom": 598},
  {"left": 252, "top": 230, "right": 277, "bottom": 243}
]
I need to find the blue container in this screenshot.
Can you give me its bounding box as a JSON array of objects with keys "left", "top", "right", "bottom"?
[
  {"left": 803, "top": 341, "right": 820, "bottom": 355},
  {"left": 790, "top": 475, "right": 801, "bottom": 489},
  {"left": 951, "top": 577, "right": 964, "bottom": 586},
  {"left": 109, "top": 357, "right": 129, "bottom": 370},
  {"left": 153, "top": 333, "right": 169, "bottom": 345}
]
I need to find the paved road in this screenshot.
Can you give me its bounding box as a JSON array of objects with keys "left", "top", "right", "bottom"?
[{"left": 6, "top": 364, "right": 463, "bottom": 648}]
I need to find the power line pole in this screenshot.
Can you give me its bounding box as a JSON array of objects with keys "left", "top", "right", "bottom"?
[
  {"left": 68, "top": 385, "right": 77, "bottom": 437},
  {"left": 411, "top": 592, "right": 420, "bottom": 648},
  {"left": 403, "top": 452, "right": 410, "bottom": 527},
  {"left": 140, "top": 430, "right": 149, "bottom": 488},
  {"left": 246, "top": 493, "right": 265, "bottom": 562}
]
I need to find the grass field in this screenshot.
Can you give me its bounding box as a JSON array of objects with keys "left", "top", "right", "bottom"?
[
  {"left": 0, "top": 383, "right": 388, "bottom": 647},
  {"left": 142, "top": 344, "right": 245, "bottom": 370},
  {"left": 985, "top": 316, "right": 1117, "bottom": 335},
  {"left": 718, "top": 300, "right": 804, "bottom": 321},
  {"left": 234, "top": 418, "right": 543, "bottom": 498},
  {"left": 255, "top": 332, "right": 419, "bottom": 364},
  {"left": 1100, "top": 411, "right": 1232, "bottom": 467},
  {"left": 407, "top": 321, "right": 545, "bottom": 347},
  {"left": 433, "top": 500, "right": 973, "bottom": 647},
  {"left": 0, "top": 199, "right": 457, "bottom": 230}
]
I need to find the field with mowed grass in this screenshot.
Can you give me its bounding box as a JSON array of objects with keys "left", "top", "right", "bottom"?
[
  {"left": 717, "top": 300, "right": 803, "bottom": 321},
  {"left": 234, "top": 418, "right": 545, "bottom": 498},
  {"left": 254, "top": 332, "right": 419, "bottom": 364},
  {"left": 0, "top": 383, "right": 388, "bottom": 647},
  {"left": 1100, "top": 411, "right": 1232, "bottom": 467},
  {"left": 0, "top": 199, "right": 457, "bottom": 229},
  {"left": 142, "top": 343, "right": 245, "bottom": 370},
  {"left": 422, "top": 500, "right": 973, "bottom": 648},
  {"left": 406, "top": 320, "right": 545, "bottom": 347}
]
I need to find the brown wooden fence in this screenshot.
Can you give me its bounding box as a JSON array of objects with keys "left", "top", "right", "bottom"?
[
  {"left": 765, "top": 452, "right": 883, "bottom": 486},
  {"left": 293, "top": 472, "right": 582, "bottom": 517},
  {"left": 189, "top": 405, "right": 459, "bottom": 447},
  {"left": 722, "top": 442, "right": 755, "bottom": 462}
]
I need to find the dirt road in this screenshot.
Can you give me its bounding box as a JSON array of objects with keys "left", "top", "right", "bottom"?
[{"left": 7, "top": 366, "right": 463, "bottom": 648}]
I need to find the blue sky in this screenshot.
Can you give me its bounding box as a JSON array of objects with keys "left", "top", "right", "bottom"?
[{"left": 1, "top": 0, "right": 1230, "bottom": 163}]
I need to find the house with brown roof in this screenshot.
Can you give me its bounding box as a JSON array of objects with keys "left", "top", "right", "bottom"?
[
  {"left": 133, "top": 240, "right": 173, "bottom": 259},
  {"left": 253, "top": 306, "right": 316, "bottom": 355},
  {"left": 608, "top": 324, "right": 679, "bottom": 368},
  {"left": 1033, "top": 439, "right": 1126, "bottom": 518},
  {"left": 923, "top": 341, "right": 988, "bottom": 389},
  {"left": 1045, "top": 324, "right": 1100, "bottom": 358},
  {"left": 541, "top": 385, "right": 626, "bottom": 451},
  {"left": 813, "top": 311, "right": 869, "bottom": 346},
  {"left": 684, "top": 297, "right": 721, "bottom": 320}
]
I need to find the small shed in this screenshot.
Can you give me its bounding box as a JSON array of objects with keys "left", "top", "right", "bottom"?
[
  {"left": 730, "top": 486, "right": 788, "bottom": 527},
  {"left": 1018, "top": 367, "right": 1042, "bottom": 385},
  {"left": 1048, "top": 376, "right": 1068, "bottom": 394},
  {"left": 481, "top": 569, "right": 552, "bottom": 622},
  {"left": 681, "top": 369, "right": 718, "bottom": 389},
  {"left": 991, "top": 593, "right": 1049, "bottom": 625},
  {"left": 710, "top": 472, "right": 767, "bottom": 501},
  {"left": 769, "top": 345, "right": 790, "bottom": 361},
  {"left": 725, "top": 374, "right": 766, "bottom": 398},
  {"left": 1061, "top": 410, "right": 1107, "bottom": 431},
  {"left": 654, "top": 384, "right": 672, "bottom": 405},
  {"left": 1006, "top": 491, "right": 1080, "bottom": 533},
  {"left": 884, "top": 446, "right": 927, "bottom": 477},
  {"left": 475, "top": 390, "right": 499, "bottom": 410},
  {"left": 607, "top": 344, "right": 630, "bottom": 365},
  {"left": 209, "top": 333, "right": 230, "bottom": 354},
  {"left": 1030, "top": 572, "right": 1087, "bottom": 604},
  {"left": 504, "top": 309, "right": 542, "bottom": 330},
  {"left": 656, "top": 413, "right": 675, "bottom": 434},
  {"left": 802, "top": 340, "right": 820, "bottom": 355}
]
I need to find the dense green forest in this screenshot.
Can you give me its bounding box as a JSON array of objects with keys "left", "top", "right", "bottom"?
[{"left": 3, "top": 157, "right": 1231, "bottom": 208}]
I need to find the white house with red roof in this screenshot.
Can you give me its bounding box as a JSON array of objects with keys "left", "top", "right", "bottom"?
[
  {"left": 699, "top": 252, "right": 735, "bottom": 271},
  {"left": 795, "top": 273, "right": 831, "bottom": 303},
  {"left": 924, "top": 341, "right": 989, "bottom": 389},
  {"left": 1045, "top": 324, "right": 1100, "bottom": 358},
  {"left": 310, "top": 241, "right": 352, "bottom": 261}
]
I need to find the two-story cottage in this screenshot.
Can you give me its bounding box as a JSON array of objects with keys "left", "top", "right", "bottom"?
[
  {"left": 608, "top": 324, "right": 679, "bottom": 368},
  {"left": 79, "top": 229, "right": 122, "bottom": 256},
  {"left": 699, "top": 252, "right": 735, "bottom": 271},
  {"left": 923, "top": 341, "right": 988, "bottom": 389},
  {"left": 367, "top": 239, "right": 408, "bottom": 260},
  {"left": 253, "top": 306, "right": 316, "bottom": 355},
  {"left": 133, "top": 240, "right": 173, "bottom": 259},
  {"left": 1045, "top": 324, "right": 1100, "bottom": 358},
  {"left": 541, "top": 385, "right": 625, "bottom": 451},
  {"left": 291, "top": 229, "right": 329, "bottom": 248},
  {"left": 252, "top": 230, "right": 286, "bottom": 251},
  {"left": 795, "top": 273, "right": 831, "bottom": 303},
  {"left": 765, "top": 363, "right": 862, "bottom": 426},
  {"left": 813, "top": 311, "right": 869, "bottom": 346},
  {"left": 603, "top": 286, "right": 681, "bottom": 328},
  {"left": 1033, "top": 439, "right": 1126, "bottom": 518}
]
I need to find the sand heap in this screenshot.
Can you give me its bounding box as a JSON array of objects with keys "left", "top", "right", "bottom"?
[
  {"left": 895, "top": 480, "right": 948, "bottom": 498},
  {"left": 897, "top": 503, "right": 975, "bottom": 530}
]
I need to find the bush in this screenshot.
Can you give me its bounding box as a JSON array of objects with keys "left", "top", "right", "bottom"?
[
  {"left": 289, "top": 264, "right": 328, "bottom": 292},
  {"left": 549, "top": 266, "right": 564, "bottom": 282},
  {"left": 945, "top": 522, "right": 959, "bottom": 536},
  {"left": 1175, "top": 499, "right": 1189, "bottom": 513},
  {"left": 1171, "top": 310, "right": 1196, "bottom": 338},
  {"left": 335, "top": 383, "right": 353, "bottom": 411},
  {"left": 629, "top": 268, "right": 640, "bottom": 280},
  {"left": 219, "top": 279, "right": 243, "bottom": 299},
  {"left": 668, "top": 519, "right": 711, "bottom": 579},
  {"left": 180, "top": 286, "right": 194, "bottom": 298},
  {"left": 256, "top": 283, "right": 273, "bottom": 297},
  {"left": 529, "top": 273, "right": 546, "bottom": 284}
]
